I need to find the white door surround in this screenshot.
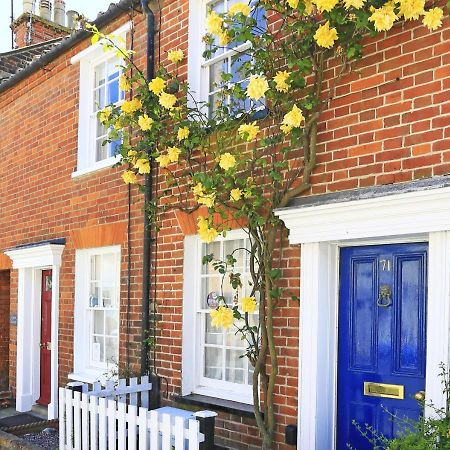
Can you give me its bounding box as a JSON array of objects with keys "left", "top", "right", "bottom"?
[
  {"left": 275, "top": 184, "right": 450, "bottom": 450},
  {"left": 5, "top": 242, "right": 65, "bottom": 420}
]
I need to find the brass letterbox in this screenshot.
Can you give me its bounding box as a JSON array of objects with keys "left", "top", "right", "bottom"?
[{"left": 363, "top": 382, "right": 404, "bottom": 400}]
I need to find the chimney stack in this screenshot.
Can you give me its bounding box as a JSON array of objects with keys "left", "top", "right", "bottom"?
[
  {"left": 39, "top": 0, "right": 52, "bottom": 21},
  {"left": 66, "top": 10, "right": 79, "bottom": 29},
  {"left": 54, "top": 0, "right": 66, "bottom": 26},
  {"left": 23, "top": 0, "right": 34, "bottom": 14}
]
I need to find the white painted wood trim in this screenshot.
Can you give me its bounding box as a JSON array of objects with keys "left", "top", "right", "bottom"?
[
  {"left": 276, "top": 186, "right": 450, "bottom": 244},
  {"left": 275, "top": 186, "right": 450, "bottom": 449},
  {"left": 5, "top": 244, "right": 64, "bottom": 419}
]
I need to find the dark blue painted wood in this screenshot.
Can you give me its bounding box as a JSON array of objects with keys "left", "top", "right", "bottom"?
[{"left": 337, "top": 243, "right": 427, "bottom": 449}]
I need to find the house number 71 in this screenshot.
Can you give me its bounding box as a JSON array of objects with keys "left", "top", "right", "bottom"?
[{"left": 380, "top": 259, "right": 391, "bottom": 271}]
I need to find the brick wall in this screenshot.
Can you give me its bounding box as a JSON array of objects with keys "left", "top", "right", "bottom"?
[
  {"left": 0, "top": 271, "right": 10, "bottom": 391},
  {"left": 0, "top": 2, "right": 449, "bottom": 449}
]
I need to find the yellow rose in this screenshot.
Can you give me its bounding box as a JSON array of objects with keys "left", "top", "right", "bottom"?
[
  {"left": 134, "top": 158, "right": 150, "bottom": 174},
  {"left": 219, "top": 152, "right": 236, "bottom": 171},
  {"left": 314, "top": 0, "right": 338, "bottom": 11},
  {"left": 159, "top": 92, "right": 177, "bottom": 109},
  {"left": 229, "top": 2, "right": 251, "bottom": 16},
  {"left": 238, "top": 122, "right": 260, "bottom": 141},
  {"left": 422, "top": 7, "right": 443, "bottom": 30},
  {"left": 246, "top": 75, "right": 269, "bottom": 100},
  {"left": 230, "top": 188, "right": 243, "bottom": 202},
  {"left": 287, "top": 0, "right": 299, "bottom": 7},
  {"left": 206, "top": 11, "right": 223, "bottom": 35},
  {"left": 314, "top": 21, "right": 338, "bottom": 48},
  {"left": 119, "top": 74, "right": 131, "bottom": 91},
  {"left": 241, "top": 296, "right": 257, "bottom": 313},
  {"left": 155, "top": 154, "right": 171, "bottom": 168},
  {"left": 369, "top": 3, "right": 398, "bottom": 31},
  {"left": 218, "top": 30, "right": 232, "bottom": 46},
  {"left": 167, "top": 146, "right": 181, "bottom": 163},
  {"left": 399, "top": 0, "right": 424, "bottom": 20},
  {"left": 197, "top": 215, "right": 209, "bottom": 232},
  {"left": 177, "top": 127, "right": 190, "bottom": 141},
  {"left": 121, "top": 98, "right": 142, "bottom": 114},
  {"left": 138, "top": 114, "right": 154, "bottom": 131},
  {"left": 280, "top": 123, "right": 293, "bottom": 134},
  {"left": 98, "top": 106, "right": 113, "bottom": 124},
  {"left": 210, "top": 306, "right": 234, "bottom": 328},
  {"left": 148, "top": 77, "right": 166, "bottom": 95},
  {"left": 168, "top": 49, "right": 184, "bottom": 63},
  {"left": 304, "top": 0, "right": 314, "bottom": 13},
  {"left": 344, "top": 0, "right": 365, "bottom": 8},
  {"left": 122, "top": 170, "right": 137, "bottom": 184},
  {"left": 282, "top": 105, "right": 305, "bottom": 131},
  {"left": 273, "top": 70, "right": 291, "bottom": 93},
  {"left": 197, "top": 216, "right": 219, "bottom": 243}
]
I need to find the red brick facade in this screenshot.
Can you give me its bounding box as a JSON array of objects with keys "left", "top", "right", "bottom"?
[{"left": 0, "top": 2, "right": 449, "bottom": 449}]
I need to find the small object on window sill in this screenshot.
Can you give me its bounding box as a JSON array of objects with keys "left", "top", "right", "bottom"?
[{"left": 172, "top": 393, "right": 256, "bottom": 418}]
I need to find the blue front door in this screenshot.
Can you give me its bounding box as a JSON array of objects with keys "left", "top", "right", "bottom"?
[{"left": 337, "top": 243, "right": 427, "bottom": 449}]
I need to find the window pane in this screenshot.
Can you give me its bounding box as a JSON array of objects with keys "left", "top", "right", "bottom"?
[
  {"left": 96, "top": 121, "right": 107, "bottom": 139},
  {"left": 93, "top": 310, "right": 104, "bottom": 334},
  {"left": 204, "top": 346, "right": 223, "bottom": 380},
  {"left": 94, "top": 64, "right": 105, "bottom": 88},
  {"left": 209, "top": 59, "right": 228, "bottom": 93},
  {"left": 91, "top": 255, "right": 100, "bottom": 281},
  {"left": 108, "top": 78, "right": 119, "bottom": 105},
  {"left": 109, "top": 139, "right": 121, "bottom": 158},
  {"left": 231, "top": 53, "right": 250, "bottom": 84},
  {"left": 225, "top": 319, "right": 246, "bottom": 347},
  {"left": 205, "top": 314, "right": 223, "bottom": 345},
  {"left": 208, "top": 92, "right": 222, "bottom": 117},
  {"left": 201, "top": 276, "right": 222, "bottom": 309},
  {"left": 248, "top": 364, "right": 254, "bottom": 385},
  {"left": 96, "top": 139, "right": 108, "bottom": 162},
  {"left": 202, "top": 242, "right": 221, "bottom": 274},
  {"left": 225, "top": 349, "right": 245, "bottom": 383},
  {"left": 90, "top": 283, "right": 100, "bottom": 307},
  {"left": 92, "top": 336, "right": 104, "bottom": 363},
  {"left": 102, "top": 253, "right": 117, "bottom": 307},
  {"left": 105, "top": 337, "right": 118, "bottom": 364},
  {"left": 93, "top": 87, "right": 106, "bottom": 111},
  {"left": 105, "top": 310, "right": 119, "bottom": 336},
  {"left": 224, "top": 239, "right": 245, "bottom": 269}
]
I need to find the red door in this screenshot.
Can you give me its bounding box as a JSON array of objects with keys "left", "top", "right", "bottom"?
[{"left": 38, "top": 270, "right": 52, "bottom": 406}]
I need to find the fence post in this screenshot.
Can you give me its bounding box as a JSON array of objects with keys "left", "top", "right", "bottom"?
[{"left": 194, "top": 411, "right": 218, "bottom": 450}]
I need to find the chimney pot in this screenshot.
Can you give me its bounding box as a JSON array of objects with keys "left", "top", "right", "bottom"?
[
  {"left": 54, "top": 0, "right": 66, "bottom": 26},
  {"left": 39, "top": 0, "right": 52, "bottom": 21},
  {"left": 66, "top": 10, "right": 79, "bottom": 29},
  {"left": 23, "top": 0, "right": 34, "bottom": 14}
]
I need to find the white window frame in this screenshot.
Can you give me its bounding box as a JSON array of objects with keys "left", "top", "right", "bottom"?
[
  {"left": 187, "top": 0, "right": 259, "bottom": 115},
  {"left": 70, "top": 245, "right": 121, "bottom": 383},
  {"left": 182, "top": 229, "right": 254, "bottom": 404},
  {"left": 71, "top": 22, "right": 131, "bottom": 178}
]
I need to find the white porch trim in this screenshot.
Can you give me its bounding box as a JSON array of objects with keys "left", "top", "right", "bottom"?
[
  {"left": 5, "top": 243, "right": 65, "bottom": 420},
  {"left": 275, "top": 185, "right": 450, "bottom": 450}
]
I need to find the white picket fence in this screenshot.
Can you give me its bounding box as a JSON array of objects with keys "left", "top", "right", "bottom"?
[{"left": 59, "top": 377, "right": 211, "bottom": 450}]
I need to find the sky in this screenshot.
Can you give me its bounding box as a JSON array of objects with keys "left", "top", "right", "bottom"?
[{"left": 0, "top": 0, "right": 114, "bottom": 52}]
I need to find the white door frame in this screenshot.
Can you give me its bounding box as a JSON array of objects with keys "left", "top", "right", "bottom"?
[
  {"left": 5, "top": 243, "right": 64, "bottom": 420},
  {"left": 276, "top": 186, "right": 450, "bottom": 449}
]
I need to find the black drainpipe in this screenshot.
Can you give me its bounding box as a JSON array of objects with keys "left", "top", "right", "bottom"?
[{"left": 140, "top": 0, "right": 161, "bottom": 409}]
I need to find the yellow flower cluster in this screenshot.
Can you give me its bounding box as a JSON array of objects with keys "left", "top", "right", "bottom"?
[
  {"left": 314, "top": 21, "right": 338, "bottom": 48},
  {"left": 281, "top": 105, "right": 305, "bottom": 134},
  {"left": 138, "top": 114, "right": 154, "bottom": 131},
  {"left": 99, "top": 106, "right": 113, "bottom": 124},
  {"left": 230, "top": 188, "right": 243, "bottom": 202},
  {"left": 159, "top": 92, "right": 177, "bottom": 109},
  {"left": 177, "top": 127, "right": 190, "bottom": 141},
  {"left": 148, "top": 77, "right": 166, "bottom": 95},
  {"left": 241, "top": 296, "right": 257, "bottom": 313},
  {"left": 168, "top": 49, "right": 184, "bottom": 63},
  {"left": 167, "top": 146, "right": 181, "bottom": 163},
  {"left": 193, "top": 183, "right": 216, "bottom": 208},
  {"left": 155, "top": 154, "right": 171, "bottom": 168},
  {"left": 119, "top": 74, "right": 131, "bottom": 92},
  {"left": 273, "top": 71, "right": 291, "bottom": 93},
  {"left": 219, "top": 152, "right": 236, "bottom": 171},
  {"left": 210, "top": 305, "right": 234, "bottom": 329},
  {"left": 314, "top": 0, "right": 338, "bottom": 12},
  {"left": 344, "top": 0, "right": 365, "bottom": 9},
  {"left": 399, "top": 0, "right": 424, "bottom": 20},
  {"left": 287, "top": 0, "right": 299, "bottom": 7},
  {"left": 134, "top": 158, "right": 150, "bottom": 174},
  {"left": 423, "top": 7, "right": 443, "bottom": 30},
  {"left": 369, "top": 3, "right": 398, "bottom": 31},
  {"left": 121, "top": 98, "right": 142, "bottom": 114},
  {"left": 238, "top": 122, "right": 260, "bottom": 141},
  {"left": 219, "top": 30, "right": 231, "bottom": 46},
  {"left": 206, "top": 11, "right": 223, "bottom": 35},
  {"left": 197, "top": 216, "right": 219, "bottom": 244},
  {"left": 122, "top": 170, "right": 137, "bottom": 184},
  {"left": 229, "top": 2, "right": 251, "bottom": 15},
  {"left": 246, "top": 75, "right": 269, "bottom": 100}
]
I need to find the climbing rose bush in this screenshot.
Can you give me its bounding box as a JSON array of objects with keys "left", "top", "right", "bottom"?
[{"left": 89, "top": 1, "right": 448, "bottom": 447}]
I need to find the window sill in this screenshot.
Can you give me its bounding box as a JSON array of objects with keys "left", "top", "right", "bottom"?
[
  {"left": 72, "top": 155, "right": 121, "bottom": 179},
  {"left": 68, "top": 370, "right": 115, "bottom": 385},
  {"left": 172, "top": 394, "right": 256, "bottom": 418}
]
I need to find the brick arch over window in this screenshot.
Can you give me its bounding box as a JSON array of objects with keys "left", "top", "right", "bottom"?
[{"left": 69, "top": 222, "right": 127, "bottom": 249}]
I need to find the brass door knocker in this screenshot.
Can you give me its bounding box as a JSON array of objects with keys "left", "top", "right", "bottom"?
[{"left": 377, "top": 285, "right": 392, "bottom": 307}]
